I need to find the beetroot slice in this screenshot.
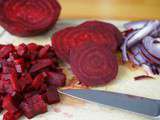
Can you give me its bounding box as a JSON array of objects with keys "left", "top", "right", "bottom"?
[
  {"left": 79, "top": 20, "right": 123, "bottom": 46},
  {"left": 0, "top": 0, "right": 61, "bottom": 37},
  {"left": 52, "top": 27, "right": 75, "bottom": 61},
  {"left": 53, "top": 26, "right": 117, "bottom": 62},
  {"left": 70, "top": 41, "right": 118, "bottom": 86}
]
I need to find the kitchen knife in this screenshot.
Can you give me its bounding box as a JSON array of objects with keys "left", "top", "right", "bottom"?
[{"left": 59, "top": 89, "right": 160, "bottom": 117}]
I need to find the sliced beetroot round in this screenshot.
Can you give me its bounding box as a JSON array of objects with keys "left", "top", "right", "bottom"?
[
  {"left": 53, "top": 26, "right": 117, "bottom": 62},
  {"left": 0, "top": 0, "right": 61, "bottom": 36},
  {"left": 79, "top": 20, "right": 123, "bottom": 46},
  {"left": 52, "top": 27, "right": 75, "bottom": 61},
  {"left": 70, "top": 41, "right": 118, "bottom": 86}
]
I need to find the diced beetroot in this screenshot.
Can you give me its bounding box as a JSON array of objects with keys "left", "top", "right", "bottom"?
[
  {"left": 10, "top": 72, "right": 20, "bottom": 92},
  {"left": 32, "top": 73, "right": 47, "bottom": 90},
  {"left": 17, "top": 44, "right": 27, "bottom": 56},
  {"left": 39, "top": 84, "right": 47, "bottom": 94},
  {"left": 3, "top": 111, "right": 22, "bottom": 120},
  {"left": 0, "top": 45, "right": 15, "bottom": 58},
  {"left": 43, "top": 86, "right": 60, "bottom": 105},
  {"left": 46, "top": 72, "right": 66, "bottom": 87},
  {"left": 2, "top": 62, "right": 16, "bottom": 74},
  {"left": 14, "top": 58, "right": 25, "bottom": 73},
  {"left": 2, "top": 95, "right": 18, "bottom": 114},
  {"left": 29, "top": 59, "right": 53, "bottom": 73},
  {"left": 38, "top": 45, "right": 50, "bottom": 58},
  {"left": 18, "top": 74, "right": 33, "bottom": 92},
  {"left": 0, "top": 43, "right": 65, "bottom": 119},
  {"left": 0, "top": 79, "right": 14, "bottom": 94},
  {"left": 27, "top": 43, "right": 40, "bottom": 52},
  {"left": 20, "top": 95, "right": 47, "bottom": 119}
]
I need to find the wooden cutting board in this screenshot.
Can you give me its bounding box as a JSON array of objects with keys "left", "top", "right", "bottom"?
[{"left": 0, "top": 20, "right": 160, "bottom": 120}]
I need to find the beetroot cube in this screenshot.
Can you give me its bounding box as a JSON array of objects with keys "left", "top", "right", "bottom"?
[
  {"left": 46, "top": 72, "right": 66, "bottom": 87},
  {"left": 32, "top": 72, "right": 47, "bottom": 90},
  {"left": 2, "top": 62, "right": 16, "bottom": 74},
  {"left": 29, "top": 59, "right": 53, "bottom": 73},
  {"left": 14, "top": 59, "right": 25, "bottom": 73},
  {"left": 0, "top": 45, "right": 14, "bottom": 58},
  {"left": 43, "top": 86, "right": 60, "bottom": 105},
  {"left": 17, "top": 44, "right": 27, "bottom": 56},
  {"left": 20, "top": 95, "right": 47, "bottom": 119},
  {"left": 3, "top": 111, "right": 22, "bottom": 120},
  {"left": 2, "top": 95, "right": 18, "bottom": 113},
  {"left": 18, "top": 74, "right": 33, "bottom": 91},
  {"left": 38, "top": 45, "right": 50, "bottom": 58},
  {"left": 0, "top": 78, "right": 14, "bottom": 94},
  {"left": 27, "top": 43, "right": 40, "bottom": 52}
]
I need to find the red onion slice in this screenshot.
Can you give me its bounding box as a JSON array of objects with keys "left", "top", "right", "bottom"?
[
  {"left": 121, "top": 30, "right": 138, "bottom": 62},
  {"left": 140, "top": 44, "right": 160, "bottom": 65},
  {"left": 142, "top": 36, "right": 160, "bottom": 60},
  {"left": 127, "top": 20, "right": 160, "bottom": 48},
  {"left": 128, "top": 54, "right": 141, "bottom": 65},
  {"left": 124, "top": 20, "right": 149, "bottom": 30}
]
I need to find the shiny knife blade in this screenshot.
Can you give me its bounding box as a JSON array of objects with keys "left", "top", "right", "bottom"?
[{"left": 59, "top": 89, "right": 160, "bottom": 117}]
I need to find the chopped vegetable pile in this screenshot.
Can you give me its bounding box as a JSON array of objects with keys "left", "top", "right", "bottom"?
[{"left": 0, "top": 43, "right": 66, "bottom": 119}]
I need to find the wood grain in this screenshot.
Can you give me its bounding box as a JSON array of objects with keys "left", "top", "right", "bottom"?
[{"left": 59, "top": 0, "right": 160, "bottom": 20}]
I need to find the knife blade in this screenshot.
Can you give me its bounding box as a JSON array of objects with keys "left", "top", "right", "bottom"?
[{"left": 59, "top": 89, "right": 160, "bottom": 117}]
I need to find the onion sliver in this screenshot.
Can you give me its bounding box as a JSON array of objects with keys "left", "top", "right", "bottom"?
[
  {"left": 124, "top": 20, "right": 149, "bottom": 30},
  {"left": 121, "top": 30, "right": 138, "bottom": 62},
  {"left": 142, "top": 36, "right": 160, "bottom": 60},
  {"left": 140, "top": 45, "right": 160, "bottom": 65},
  {"left": 127, "top": 20, "right": 160, "bottom": 48}
]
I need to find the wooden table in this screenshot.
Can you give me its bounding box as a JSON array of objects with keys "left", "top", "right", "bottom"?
[{"left": 59, "top": 0, "right": 160, "bottom": 20}]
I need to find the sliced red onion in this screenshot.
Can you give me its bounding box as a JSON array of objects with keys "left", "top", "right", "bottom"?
[
  {"left": 130, "top": 45, "right": 142, "bottom": 56},
  {"left": 121, "top": 30, "right": 138, "bottom": 62},
  {"left": 124, "top": 20, "right": 149, "bottom": 30},
  {"left": 127, "top": 20, "right": 160, "bottom": 48},
  {"left": 128, "top": 54, "right": 141, "bottom": 65},
  {"left": 142, "top": 36, "right": 160, "bottom": 60},
  {"left": 140, "top": 44, "right": 160, "bottom": 65}
]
